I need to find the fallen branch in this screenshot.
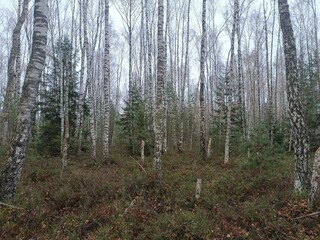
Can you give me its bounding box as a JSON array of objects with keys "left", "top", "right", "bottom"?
[
  {"left": 0, "top": 201, "right": 23, "bottom": 209},
  {"left": 123, "top": 197, "right": 139, "bottom": 215},
  {"left": 293, "top": 211, "right": 320, "bottom": 220},
  {"left": 130, "top": 156, "right": 147, "bottom": 174}
]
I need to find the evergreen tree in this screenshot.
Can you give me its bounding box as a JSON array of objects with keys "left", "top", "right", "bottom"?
[
  {"left": 118, "top": 86, "right": 152, "bottom": 156},
  {"left": 37, "top": 37, "right": 79, "bottom": 156},
  {"left": 300, "top": 53, "right": 320, "bottom": 150}
]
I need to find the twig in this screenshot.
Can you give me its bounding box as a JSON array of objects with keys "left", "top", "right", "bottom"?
[
  {"left": 123, "top": 197, "right": 139, "bottom": 215},
  {"left": 293, "top": 211, "right": 320, "bottom": 220},
  {"left": 130, "top": 156, "right": 147, "bottom": 174},
  {"left": 0, "top": 201, "right": 23, "bottom": 209}
]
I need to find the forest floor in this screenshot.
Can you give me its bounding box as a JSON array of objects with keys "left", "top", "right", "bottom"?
[{"left": 0, "top": 146, "right": 320, "bottom": 239}]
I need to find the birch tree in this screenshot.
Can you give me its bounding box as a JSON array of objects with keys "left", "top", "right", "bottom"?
[
  {"left": 76, "top": 0, "right": 86, "bottom": 155},
  {"left": 199, "top": 0, "right": 207, "bottom": 157},
  {"left": 103, "top": 0, "right": 110, "bottom": 162},
  {"left": 224, "top": 0, "right": 237, "bottom": 164},
  {"left": 0, "top": 0, "right": 48, "bottom": 201},
  {"left": 177, "top": 0, "right": 191, "bottom": 153},
  {"left": 1, "top": 0, "right": 29, "bottom": 143},
  {"left": 153, "top": 0, "right": 165, "bottom": 179},
  {"left": 84, "top": 0, "right": 97, "bottom": 161},
  {"left": 278, "top": 0, "right": 311, "bottom": 191}
]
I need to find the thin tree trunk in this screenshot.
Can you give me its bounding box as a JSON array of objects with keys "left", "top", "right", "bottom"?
[
  {"left": 1, "top": 0, "right": 29, "bottom": 143},
  {"left": 153, "top": 0, "right": 165, "bottom": 179},
  {"left": 76, "top": 0, "right": 85, "bottom": 155},
  {"left": 199, "top": 0, "right": 207, "bottom": 157},
  {"left": 278, "top": 0, "right": 311, "bottom": 191},
  {"left": 264, "top": 0, "right": 273, "bottom": 144},
  {"left": 0, "top": 0, "right": 48, "bottom": 201},
  {"left": 178, "top": 0, "right": 191, "bottom": 153},
  {"left": 103, "top": 0, "right": 110, "bottom": 162},
  {"left": 309, "top": 147, "right": 320, "bottom": 208},
  {"left": 62, "top": 55, "right": 70, "bottom": 172},
  {"left": 236, "top": 0, "right": 245, "bottom": 136},
  {"left": 225, "top": 0, "right": 237, "bottom": 165},
  {"left": 145, "top": 0, "right": 154, "bottom": 134},
  {"left": 84, "top": 0, "right": 97, "bottom": 161},
  {"left": 162, "top": 0, "right": 170, "bottom": 154}
]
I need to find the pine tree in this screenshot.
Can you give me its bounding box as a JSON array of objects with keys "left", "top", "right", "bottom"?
[
  {"left": 37, "top": 37, "right": 79, "bottom": 157},
  {"left": 119, "top": 87, "right": 152, "bottom": 156}
]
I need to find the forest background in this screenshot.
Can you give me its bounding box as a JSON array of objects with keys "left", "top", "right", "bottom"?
[{"left": 0, "top": 0, "right": 320, "bottom": 238}]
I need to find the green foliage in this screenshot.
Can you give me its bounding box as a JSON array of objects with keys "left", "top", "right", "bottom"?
[
  {"left": 35, "top": 37, "right": 80, "bottom": 156},
  {"left": 299, "top": 53, "right": 320, "bottom": 150},
  {"left": 118, "top": 86, "right": 152, "bottom": 156},
  {"left": 1, "top": 149, "right": 319, "bottom": 239}
]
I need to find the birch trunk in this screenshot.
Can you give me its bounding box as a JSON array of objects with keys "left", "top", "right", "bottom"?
[
  {"left": 84, "top": 0, "right": 97, "bottom": 161},
  {"left": 141, "top": 140, "right": 145, "bottom": 162},
  {"left": 278, "top": 0, "right": 310, "bottom": 191},
  {"left": 264, "top": 0, "right": 273, "bottom": 144},
  {"left": 153, "top": 0, "right": 165, "bottom": 179},
  {"left": 0, "top": 0, "right": 48, "bottom": 201},
  {"left": 199, "top": 0, "right": 207, "bottom": 157},
  {"left": 236, "top": 0, "right": 245, "bottom": 136},
  {"left": 225, "top": 0, "right": 237, "bottom": 165},
  {"left": 103, "top": 0, "right": 110, "bottom": 162},
  {"left": 1, "top": 0, "right": 29, "bottom": 143},
  {"left": 76, "top": 0, "right": 85, "bottom": 155},
  {"left": 145, "top": 0, "right": 154, "bottom": 134},
  {"left": 309, "top": 147, "right": 320, "bottom": 208},
  {"left": 162, "top": 0, "right": 170, "bottom": 154},
  {"left": 15, "top": 0, "right": 23, "bottom": 99},
  {"left": 178, "top": 0, "right": 191, "bottom": 153}
]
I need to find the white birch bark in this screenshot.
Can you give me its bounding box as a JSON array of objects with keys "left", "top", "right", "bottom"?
[
  {"left": 103, "top": 0, "right": 110, "bottom": 162},
  {"left": 207, "top": 137, "right": 212, "bottom": 159},
  {"left": 76, "top": 0, "right": 85, "bottom": 155},
  {"left": 1, "top": 0, "right": 29, "bottom": 143},
  {"left": 199, "top": 0, "right": 207, "bottom": 157},
  {"left": 141, "top": 140, "right": 145, "bottom": 162},
  {"left": 309, "top": 147, "right": 320, "bottom": 208},
  {"left": 153, "top": 0, "right": 165, "bottom": 179},
  {"left": 178, "top": 0, "right": 191, "bottom": 153},
  {"left": 62, "top": 52, "right": 70, "bottom": 172},
  {"left": 224, "top": 0, "right": 237, "bottom": 165},
  {"left": 278, "top": 0, "right": 311, "bottom": 191},
  {"left": 195, "top": 179, "right": 202, "bottom": 200},
  {"left": 84, "top": 0, "right": 97, "bottom": 161},
  {"left": 0, "top": 0, "right": 48, "bottom": 200}
]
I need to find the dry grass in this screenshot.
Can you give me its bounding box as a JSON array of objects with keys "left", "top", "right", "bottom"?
[{"left": 0, "top": 147, "right": 319, "bottom": 239}]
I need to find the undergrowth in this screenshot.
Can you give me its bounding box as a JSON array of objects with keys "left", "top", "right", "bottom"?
[{"left": 0, "top": 147, "right": 319, "bottom": 239}]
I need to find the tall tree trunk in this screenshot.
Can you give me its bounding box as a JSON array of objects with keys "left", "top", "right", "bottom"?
[
  {"left": 76, "top": 0, "right": 85, "bottom": 155},
  {"left": 1, "top": 0, "right": 29, "bottom": 144},
  {"left": 153, "top": 0, "right": 165, "bottom": 179},
  {"left": 103, "top": 0, "right": 110, "bottom": 162},
  {"left": 278, "top": 0, "right": 311, "bottom": 191},
  {"left": 84, "top": 0, "right": 97, "bottom": 161},
  {"left": 199, "top": 0, "right": 207, "bottom": 157},
  {"left": 225, "top": 0, "right": 237, "bottom": 165},
  {"left": 162, "top": 0, "right": 170, "bottom": 154},
  {"left": 145, "top": 0, "right": 154, "bottom": 134},
  {"left": 62, "top": 55, "right": 70, "bottom": 172},
  {"left": 0, "top": 0, "right": 48, "bottom": 201},
  {"left": 264, "top": 0, "right": 273, "bottom": 144},
  {"left": 236, "top": 0, "right": 245, "bottom": 136},
  {"left": 178, "top": 0, "right": 191, "bottom": 153},
  {"left": 15, "top": 0, "right": 23, "bottom": 100}
]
